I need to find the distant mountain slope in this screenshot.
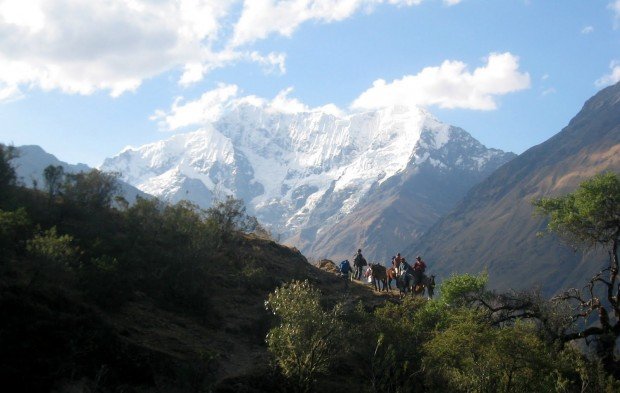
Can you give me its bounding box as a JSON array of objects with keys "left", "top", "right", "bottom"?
[
  {"left": 101, "top": 104, "right": 513, "bottom": 261},
  {"left": 12, "top": 145, "right": 149, "bottom": 203},
  {"left": 305, "top": 127, "right": 515, "bottom": 263},
  {"left": 405, "top": 82, "right": 620, "bottom": 295}
]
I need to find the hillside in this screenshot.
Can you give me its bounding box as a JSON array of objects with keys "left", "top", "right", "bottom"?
[
  {"left": 3, "top": 144, "right": 620, "bottom": 392},
  {"left": 406, "top": 82, "right": 620, "bottom": 295},
  {"left": 0, "top": 167, "right": 387, "bottom": 391},
  {"left": 307, "top": 126, "right": 514, "bottom": 263}
]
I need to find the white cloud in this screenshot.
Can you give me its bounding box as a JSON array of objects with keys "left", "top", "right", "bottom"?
[
  {"left": 581, "top": 25, "right": 594, "bottom": 34},
  {"left": 249, "top": 51, "right": 287, "bottom": 74},
  {"left": 610, "top": 0, "right": 620, "bottom": 25},
  {"left": 230, "top": 0, "right": 427, "bottom": 47},
  {"left": 0, "top": 0, "right": 464, "bottom": 101},
  {"left": 268, "top": 87, "right": 310, "bottom": 114},
  {"left": 351, "top": 52, "right": 530, "bottom": 111},
  {"left": 151, "top": 84, "right": 240, "bottom": 131},
  {"left": 541, "top": 87, "right": 556, "bottom": 96},
  {"left": 153, "top": 85, "right": 347, "bottom": 131},
  {"left": 595, "top": 61, "right": 620, "bottom": 87},
  {"left": 0, "top": 0, "right": 240, "bottom": 99}
]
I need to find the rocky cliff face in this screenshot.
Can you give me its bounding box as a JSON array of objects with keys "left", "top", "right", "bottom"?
[
  {"left": 101, "top": 103, "right": 514, "bottom": 260},
  {"left": 405, "top": 82, "right": 620, "bottom": 295}
]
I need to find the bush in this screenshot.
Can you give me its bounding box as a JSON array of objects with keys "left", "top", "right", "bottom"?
[
  {"left": 0, "top": 208, "right": 31, "bottom": 258},
  {"left": 265, "top": 280, "right": 346, "bottom": 393}
]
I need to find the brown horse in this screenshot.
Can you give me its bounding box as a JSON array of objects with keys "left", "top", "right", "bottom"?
[
  {"left": 412, "top": 275, "right": 436, "bottom": 299},
  {"left": 369, "top": 263, "right": 388, "bottom": 292},
  {"left": 386, "top": 267, "right": 398, "bottom": 291}
]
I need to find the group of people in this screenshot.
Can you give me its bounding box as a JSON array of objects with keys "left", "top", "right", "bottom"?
[
  {"left": 338, "top": 248, "right": 428, "bottom": 288},
  {"left": 391, "top": 252, "right": 427, "bottom": 287}
]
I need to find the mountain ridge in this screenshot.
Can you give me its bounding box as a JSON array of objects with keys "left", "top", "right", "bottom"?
[
  {"left": 101, "top": 103, "right": 515, "bottom": 261},
  {"left": 405, "top": 82, "right": 620, "bottom": 295}
]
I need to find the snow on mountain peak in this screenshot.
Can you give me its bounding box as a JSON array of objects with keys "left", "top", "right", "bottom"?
[{"left": 102, "top": 102, "right": 507, "bottom": 240}]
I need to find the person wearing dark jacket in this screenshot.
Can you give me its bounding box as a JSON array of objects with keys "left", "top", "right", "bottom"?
[
  {"left": 412, "top": 255, "right": 426, "bottom": 287},
  {"left": 353, "top": 249, "right": 367, "bottom": 280}
]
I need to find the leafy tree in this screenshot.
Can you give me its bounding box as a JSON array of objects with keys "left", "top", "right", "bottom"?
[
  {"left": 0, "top": 208, "right": 31, "bottom": 258},
  {"left": 436, "top": 272, "right": 488, "bottom": 308},
  {"left": 265, "top": 280, "right": 345, "bottom": 393},
  {"left": 43, "top": 165, "right": 64, "bottom": 202},
  {"left": 534, "top": 172, "right": 620, "bottom": 375},
  {"left": 424, "top": 312, "right": 560, "bottom": 393},
  {"left": 206, "top": 196, "right": 264, "bottom": 241},
  {"left": 62, "top": 169, "right": 120, "bottom": 209},
  {"left": 26, "top": 227, "right": 79, "bottom": 270},
  {"left": 0, "top": 144, "right": 17, "bottom": 203}
]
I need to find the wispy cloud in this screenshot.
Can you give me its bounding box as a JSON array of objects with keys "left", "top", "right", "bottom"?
[
  {"left": 610, "top": 0, "right": 620, "bottom": 27},
  {"left": 581, "top": 25, "right": 594, "bottom": 34},
  {"left": 151, "top": 84, "right": 344, "bottom": 132},
  {"left": 351, "top": 52, "right": 531, "bottom": 111},
  {"left": 595, "top": 61, "right": 620, "bottom": 87},
  {"left": 230, "top": 0, "right": 429, "bottom": 47}
]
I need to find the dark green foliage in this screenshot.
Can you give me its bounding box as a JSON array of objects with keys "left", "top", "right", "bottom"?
[
  {"left": 535, "top": 172, "right": 620, "bottom": 376},
  {"left": 62, "top": 169, "right": 120, "bottom": 209},
  {"left": 265, "top": 280, "right": 346, "bottom": 393},
  {"left": 43, "top": 164, "right": 64, "bottom": 201},
  {"left": 264, "top": 275, "right": 620, "bottom": 393},
  {"left": 0, "top": 159, "right": 268, "bottom": 389},
  {"left": 0, "top": 207, "right": 31, "bottom": 259},
  {"left": 207, "top": 195, "right": 269, "bottom": 243},
  {"left": 0, "top": 144, "right": 17, "bottom": 203},
  {"left": 534, "top": 172, "right": 620, "bottom": 250}
]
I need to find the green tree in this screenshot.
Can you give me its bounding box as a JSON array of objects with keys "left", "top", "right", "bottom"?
[
  {"left": 0, "top": 144, "right": 17, "bottom": 203},
  {"left": 62, "top": 169, "right": 120, "bottom": 209},
  {"left": 43, "top": 165, "right": 64, "bottom": 202},
  {"left": 0, "top": 208, "right": 31, "bottom": 258},
  {"left": 26, "top": 226, "right": 79, "bottom": 269},
  {"left": 206, "top": 196, "right": 264, "bottom": 242},
  {"left": 534, "top": 172, "right": 620, "bottom": 375},
  {"left": 265, "top": 280, "right": 345, "bottom": 393},
  {"left": 423, "top": 311, "right": 559, "bottom": 393}
]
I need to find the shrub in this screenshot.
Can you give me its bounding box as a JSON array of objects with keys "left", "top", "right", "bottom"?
[{"left": 265, "top": 280, "right": 345, "bottom": 393}]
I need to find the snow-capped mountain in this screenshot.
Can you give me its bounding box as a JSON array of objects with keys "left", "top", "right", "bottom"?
[{"left": 102, "top": 103, "right": 514, "bottom": 260}]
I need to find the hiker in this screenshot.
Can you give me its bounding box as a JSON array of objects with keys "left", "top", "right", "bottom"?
[
  {"left": 339, "top": 259, "right": 352, "bottom": 288},
  {"left": 412, "top": 255, "right": 427, "bottom": 287},
  {"left": 364, "top": 265, "right": 373, "bottom": 283},
  {"left": 394, "top": 253, "right": 404, "bottom": 275},
  {"left": 353, "top": 249, "right": 367, "bottom": 280}
]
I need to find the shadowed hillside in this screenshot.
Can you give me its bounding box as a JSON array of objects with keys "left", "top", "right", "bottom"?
[
  {"left": 406, "top": 82, "right": 620, "bottom": 295},
  {"left": 0, "top": 156, "right": 386, "bottom": 391}
]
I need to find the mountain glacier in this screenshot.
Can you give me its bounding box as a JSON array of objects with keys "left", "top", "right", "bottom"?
[{"left": 102, "top": 103, "right": 513, "bottom": 259}]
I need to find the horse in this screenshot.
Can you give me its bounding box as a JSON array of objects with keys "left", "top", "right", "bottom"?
[
  {"left": 412, "top": 275, "right": 436, "bottom": 299},
  {"left": 386, "top": 267, "right": 398, "bottom": 291},
  {"left": 369, "top": 263, "right": 388, "bottom": 292}
]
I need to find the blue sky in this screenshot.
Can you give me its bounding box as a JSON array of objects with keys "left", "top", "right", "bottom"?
[{"left": 0, "top": 0, "right": 619, "bottom": 167}]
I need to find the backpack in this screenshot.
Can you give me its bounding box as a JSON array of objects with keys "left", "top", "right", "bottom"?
[{"left": 339, "top": 260, "right": 351, "bottom": 274}]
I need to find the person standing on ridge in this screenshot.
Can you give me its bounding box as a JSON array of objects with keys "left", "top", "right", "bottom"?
[
  {"left": 353, "top": 249, "right": 367, "bottom": 280},
  {"left": 394, "top": 253, "right": 404, "bottom": 275},
  {"left": 412, "top": 255, "right": 427, "bottom": 287}
]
